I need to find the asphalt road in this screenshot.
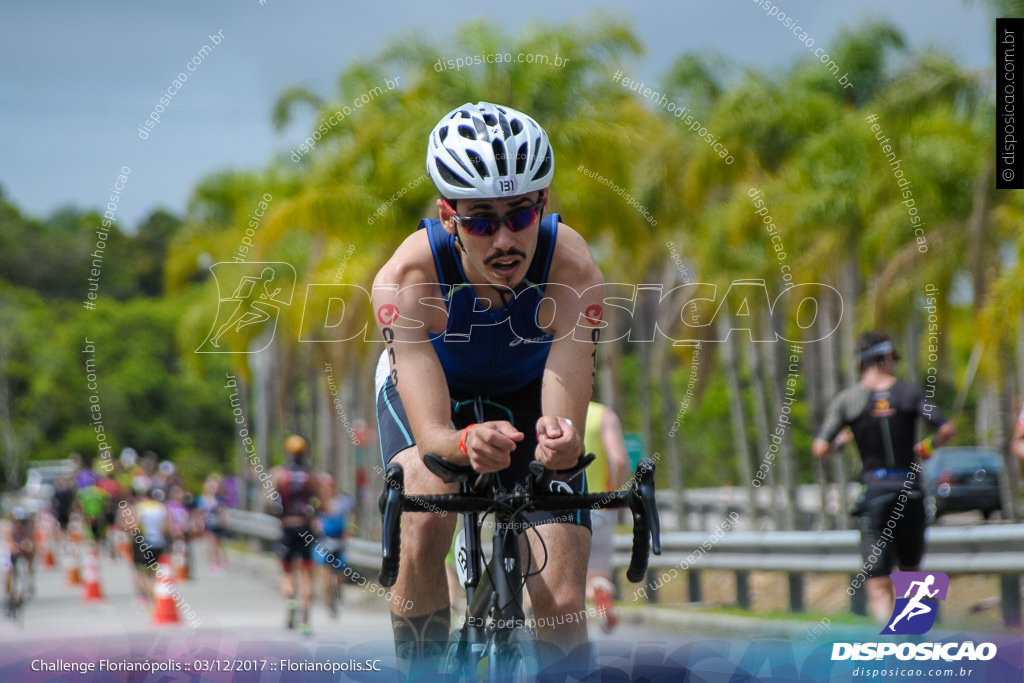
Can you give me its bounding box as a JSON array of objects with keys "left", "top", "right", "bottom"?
[{"left": 0, "top": 541, "right": 703, "bottom": 671}]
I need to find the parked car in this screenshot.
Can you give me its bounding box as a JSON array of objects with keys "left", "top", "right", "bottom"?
[{"left": 922, "top": 447, "right": 1003, "bottom": 523}]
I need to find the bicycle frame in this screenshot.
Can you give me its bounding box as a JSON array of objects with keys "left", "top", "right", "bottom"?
[
  {"left": 6, "top": 553, "right": 29, "bottom": 622},
  {"left": 380, "top": 455, "right": 661, "bottom": 680},
  {"left": 449, "top": 500, "right": 533, "bottom": 677}
]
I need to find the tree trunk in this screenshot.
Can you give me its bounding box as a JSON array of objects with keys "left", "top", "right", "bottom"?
[
  {"left": 747, "top": 338, "right": 774, "bottom": 529},
  {"left": 654, "top": 261, "right": 686, "bottom": 529},
  {"left": 818, "top": 302, "right": 838, "bottom": 531},
  {"left": 968, "top": 159, "right": 994, "bottom": 315},
  {"left": 0, "top": 345, "right": 23, "bottom": 490},
  {"left": 634, "top": 283, "right": 657, "bottom": 468},
  {"left": 317, "top": 354, "right": 335, "bottom": 477},
  {"left": 250, "top": 331, "right": 274, "bottom": 511},
  {"left": 601, "top": 308, "right": 626, "bottom": 421},
  {"left": 999, "top": 361, "right": 1021, "bottom": 523},
  {"left": 719, "top": 315, "right": 756, "bottom": 525},
  {"left": 841, "top": 257, "right": 858, "bottom": 387},
  {"left": 766, "top": 316, "right": 798, "bottom": 531}
]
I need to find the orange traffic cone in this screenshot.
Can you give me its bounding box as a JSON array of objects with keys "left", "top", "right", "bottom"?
[
  {"left": 37, "top": 514, "right": 56, "bottom": 568},
  {"left": 82, "top": 542, "right": 104, "bottom": 601},
  {"left": 172, "top": 541, "right": 189, "bottom": 582},
  {"left": 116, "top": 530, "right": 132, "bottom": 562},
  {"left": 66, "top": 515, "right": 82, "bottom": 585},
  {"left": 152, "top": 556, "right": 181, "bottom": 625}
]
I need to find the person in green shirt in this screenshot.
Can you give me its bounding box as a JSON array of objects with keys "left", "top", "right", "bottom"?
[{"left": 584, "top": 401, "right": 629, "bottom": 632}]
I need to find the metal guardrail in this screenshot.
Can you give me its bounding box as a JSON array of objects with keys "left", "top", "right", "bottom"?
[
  {"left": 224, "top": 508, "right": 381, "bottom": 571},
  {"left": 226, "top": 508, "right": 1024, "bottom": 626},
  {"left": 614, "top": 524, "right": 1024, "bottom": 625}
]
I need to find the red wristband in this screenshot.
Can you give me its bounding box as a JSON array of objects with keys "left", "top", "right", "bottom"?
[{"left": 459, "top": 424, "right": 477, "bottom": 458}]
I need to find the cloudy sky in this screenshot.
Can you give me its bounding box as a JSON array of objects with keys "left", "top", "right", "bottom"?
[{"left": 0, "top": 0, "right": 994, "bottom": 230}]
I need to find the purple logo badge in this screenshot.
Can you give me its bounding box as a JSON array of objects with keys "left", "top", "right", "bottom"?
[{"left": 882, "top": 571, "right": 949, "bottom": 635}]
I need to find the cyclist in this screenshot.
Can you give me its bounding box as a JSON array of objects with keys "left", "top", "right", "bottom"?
[
  {"left": 3, "top": 507, "right": 36, "bottom": 616},
  {"left": 813, "top": 331, "right": 956, "bottom": 624},
  {"left": 75, "top": 470, "right": 111, "bottom": 549},
  {"left": 314, "top": 473, "right": 352, "bottom": 618},
  {"left": 166, "top": 484, "right": 192, "bottom": 579},
  {"left": 584, "top": 401, "right": 629, "bottom": 633},
  {"left": 135, "top": 487, "right": 170, "bottom": 605},
  {"left": 50, "top": 476, "right": 75, "bottom": 553},
  {"left": 197, "top": 473, "right": 229, "bottom": 573},
  {"left": 372, "top": 101, "right": 604, "bottom": 674},
  {"left": 270, "top": 435, "right": 321, "bottom": 636}
]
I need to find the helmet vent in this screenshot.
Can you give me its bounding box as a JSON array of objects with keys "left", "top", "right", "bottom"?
[
  {"left": 532, "top": 149, "right": 552, "bottom": 181},
  {"left": 492, "top": 140, "right": 508, "bottom": 176},
  {"left": 458, "top": 125, "right": 477, "bottom": 140},
  {"left": 498, "top": 114, "right": 513, "bottom": 139},
  {"left": 437, "top": 126, "right": 449, "bottom": 143},
  {"left": 465, "top": 149, "right": 489, "bottom": 178},
  {"left": 435, "top": 159, "right": 472, "bottom": 188},
  {"left": 510, "top": 119, "right": 522, "bottom": 135},
  {"left": 483, "top": 113, "right": 497, "bottom": 126},
  {"left": 515, "top": 143, "right": 528, "bottom": 174}
]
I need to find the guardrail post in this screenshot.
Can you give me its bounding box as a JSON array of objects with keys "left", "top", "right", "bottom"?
[
  {"left": 735, "top": 570, "right": 751, "bottom": 609},
  {"left": 1000, "top": 574, "right": 1022, "bottom": 627},
  {"left": 788, "top": 572, "right": 805, "bottom": 613},
  {"left": 645, "top": 571, "right": 658, "bottom": 604},
  {"left": 849, "top": 575, "right": 867, "bottom": 616},
  {"left": 688, "top": 570, "right": 702, "bottom": 603}
]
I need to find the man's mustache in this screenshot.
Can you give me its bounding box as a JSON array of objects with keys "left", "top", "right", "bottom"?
[{"left": 484, "top": 248, "right": 527, "bottom": 265}]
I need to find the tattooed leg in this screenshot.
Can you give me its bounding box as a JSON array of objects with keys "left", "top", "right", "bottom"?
[{"left": 391, "top": 608, "right": 450, "bottom": 679}]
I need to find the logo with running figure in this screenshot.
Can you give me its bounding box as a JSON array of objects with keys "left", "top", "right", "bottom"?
[
  {"left": 197, "top": 263, "right": 296, "bottom": 353},
  {"left": 882, "top": 571, "right": 949, "bottom": 635}
]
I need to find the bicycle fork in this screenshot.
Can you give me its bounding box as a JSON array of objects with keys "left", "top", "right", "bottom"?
[{"left": 457, "top": 514, "right": 528, "bottom": 676}]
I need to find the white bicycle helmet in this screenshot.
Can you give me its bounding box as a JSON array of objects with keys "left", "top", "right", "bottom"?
[{"left": 426, "top": 102, "right": 554, "bottom": 200}]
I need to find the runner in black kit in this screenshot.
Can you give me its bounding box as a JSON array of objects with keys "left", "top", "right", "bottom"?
[
  {"left": 813, "top": 331, "right": 956, "bottom": 624},
  {"left": 271, "top": 435, "right": 322, "bottom": 636}
]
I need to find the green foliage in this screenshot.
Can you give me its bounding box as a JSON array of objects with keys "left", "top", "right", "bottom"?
[{"left": 0, "top": 11, "right": 1014, "bottom": 501}]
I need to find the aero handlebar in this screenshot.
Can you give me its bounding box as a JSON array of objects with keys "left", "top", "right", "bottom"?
[{"left": 378, "top": 457, "right": 661, "bottom": 588}]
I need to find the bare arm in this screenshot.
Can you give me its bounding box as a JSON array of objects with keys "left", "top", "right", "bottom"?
[
  {"left": 535, "top": 225, "right": 605, "bottom": 470},
  {"left": 813, "top": 429, "right": 853, "bottom": 458},
  {"left": 601, "top": 406, "right": 630, "bottom": 489},
  {"left": 373, "top": 234, "right": 523, "bottom": 471}
]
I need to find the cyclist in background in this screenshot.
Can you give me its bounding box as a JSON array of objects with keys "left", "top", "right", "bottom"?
[
  {"left": 3, "top": 507, "right": 36, "bottom": 615},
  {"left": 51, "top": 476, "right": 75, "bottom": 553},
  {"left": 166, "top": 484, "right": 192, "bottom": 579},
  {"left": 197, "top": 473, "right": 229, "bottom": 573},
  {"left": 373, "top": 101, "right": 604, "bottom": 674},
  {"left": 271, "top": 435, "right": 322, "bottom": 636},
  {"left": 135, "top": 487, "right": 170, "bottom": 605},
  {"left": 584, "top": 401, "right": 629, "bottom": 633},
  {"left": 76, "top": 470, "right": 111, "bottom": 549},
  {"left": 813, "top": 331, "right": 956, "bottom": 624},
  {"left": 314, "top": 473, "right": 352, "bottom": 619},
  {"left": 94, "top": 471, "right": 123, "bottom": 558}
]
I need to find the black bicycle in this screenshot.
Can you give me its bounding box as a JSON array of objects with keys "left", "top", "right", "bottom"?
[
  {"left": 5, "top": 552, "right": 31, "bottom": 625},
  {"left": 379, "top": 453, "right": 660, "bottom": 681}
]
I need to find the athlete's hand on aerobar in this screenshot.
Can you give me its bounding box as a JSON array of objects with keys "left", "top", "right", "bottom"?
[
  {"left": 462, "top": 421, "right": 524, "bottom": 473},
  {"left": 535, "top": 416, "right": 583, "bottom": 471}
]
